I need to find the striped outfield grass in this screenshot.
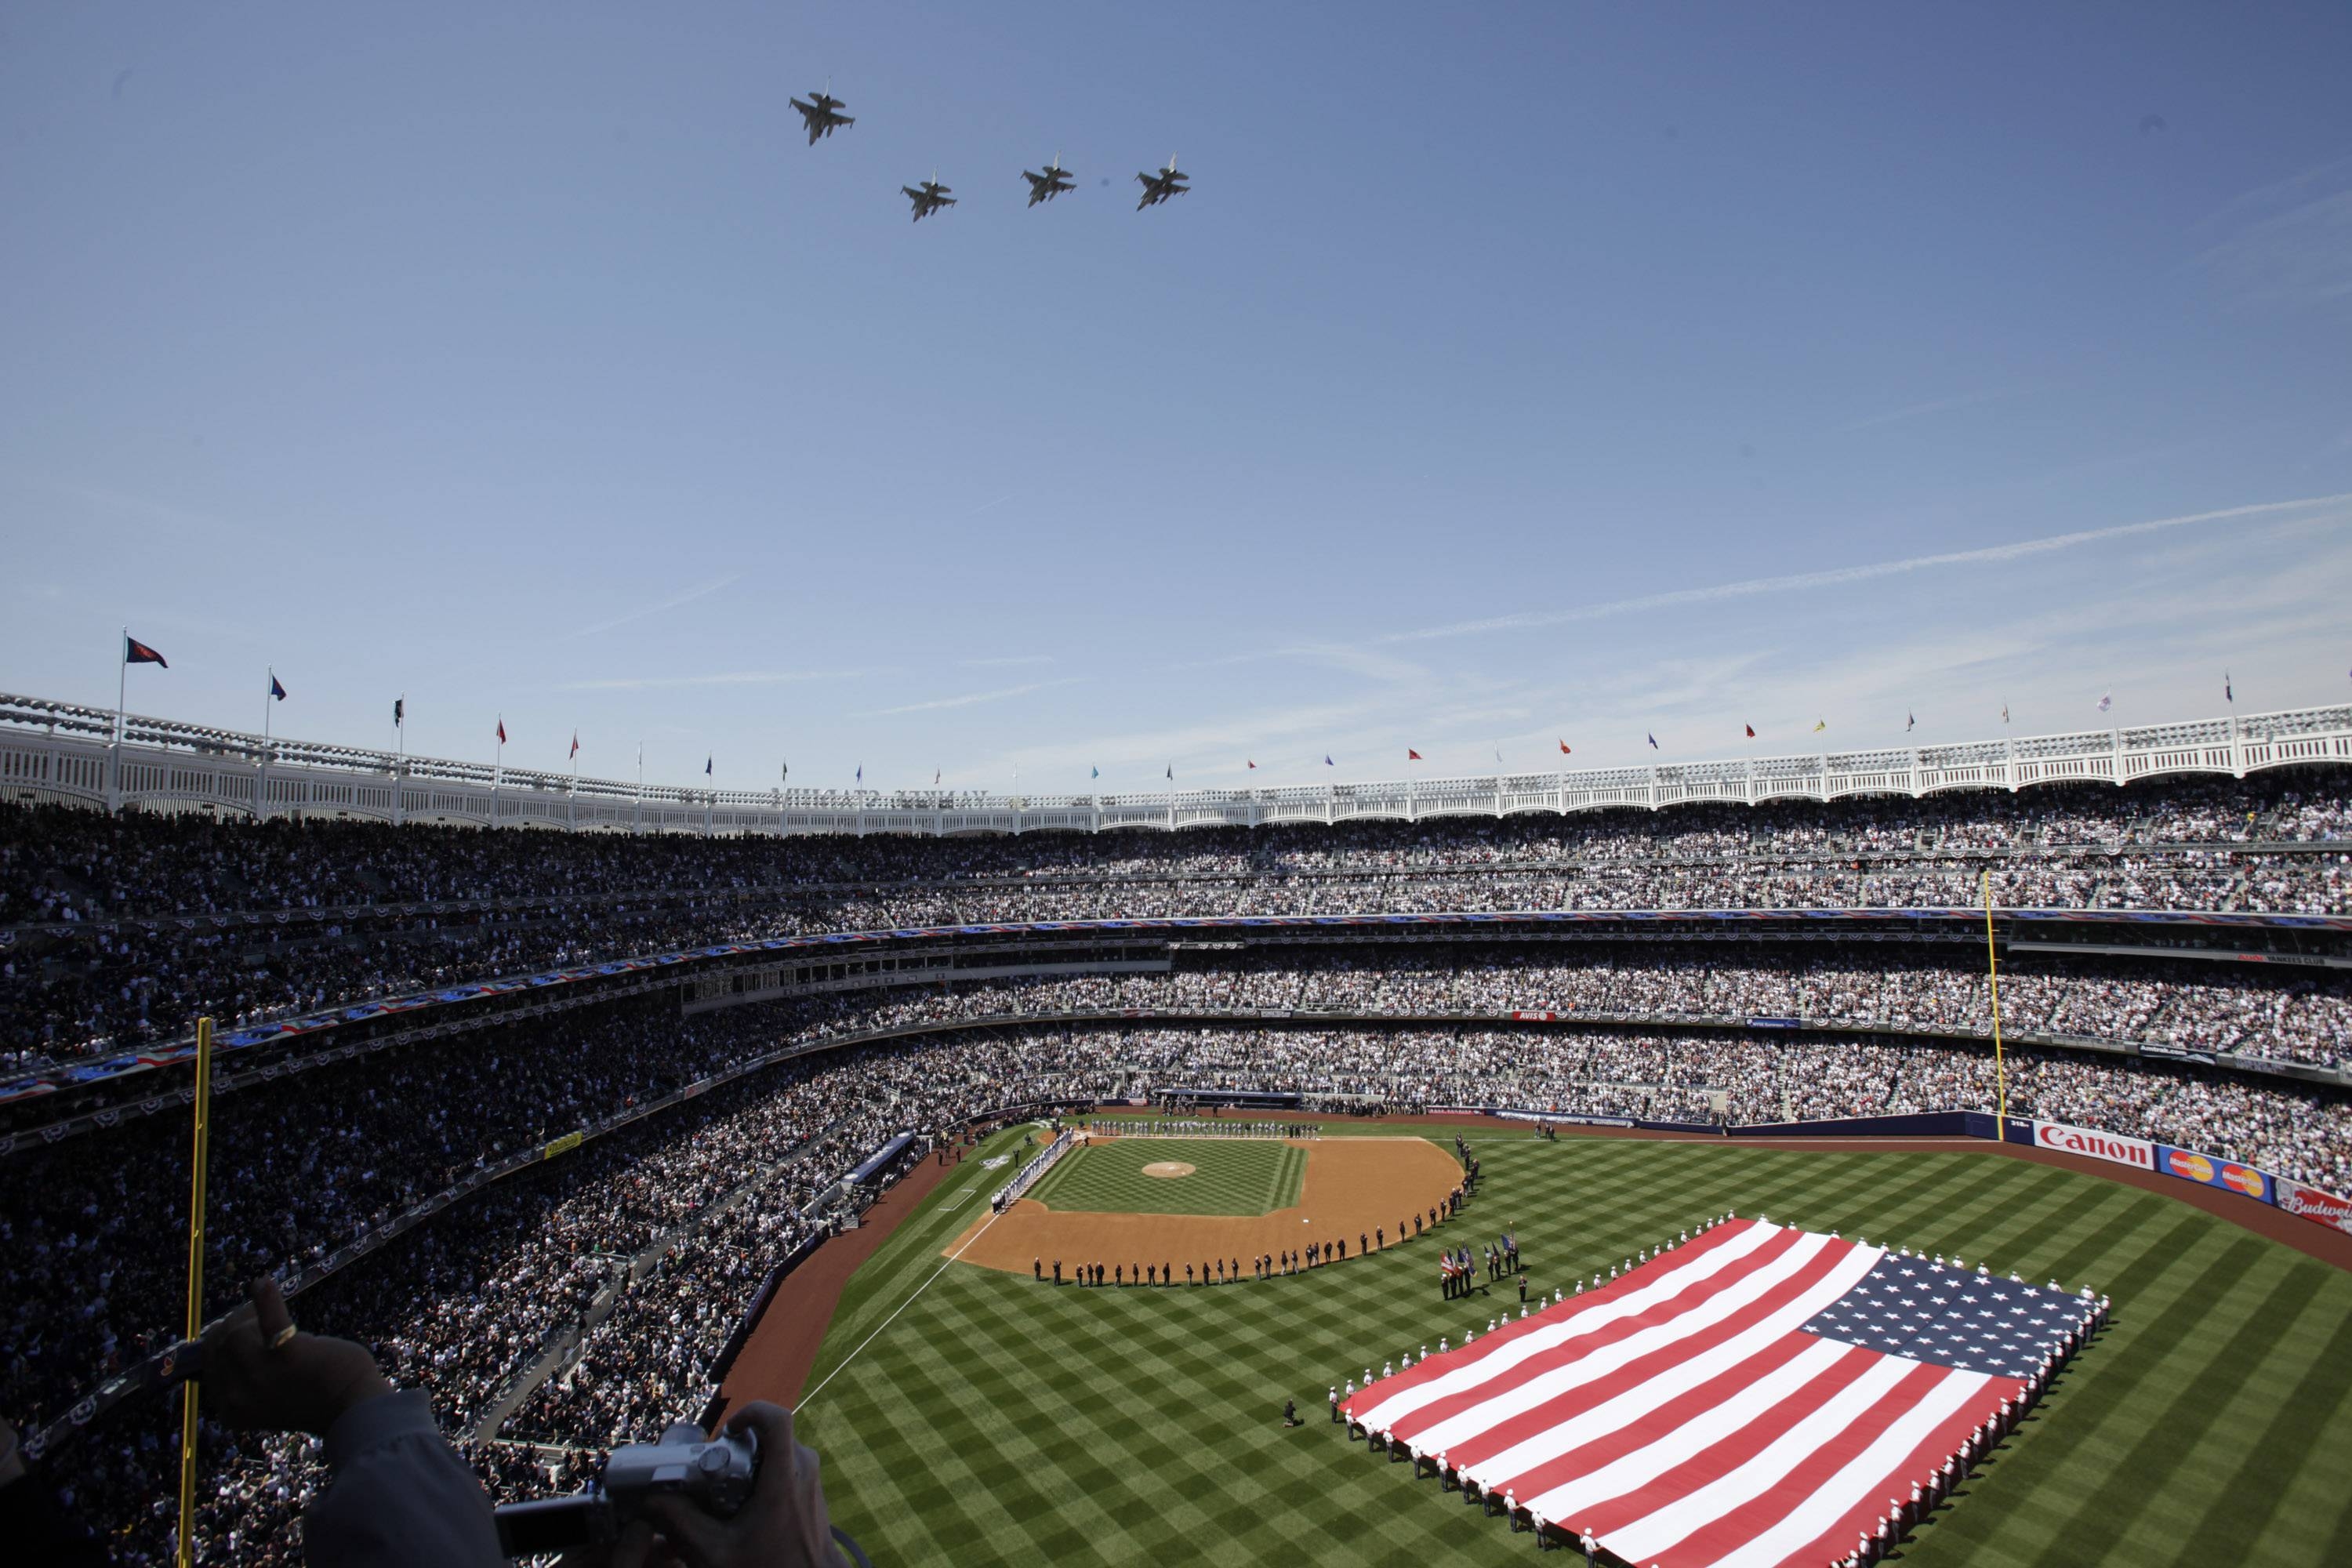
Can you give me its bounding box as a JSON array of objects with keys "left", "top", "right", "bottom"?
[
  {"left": 794, "top": 1125, "right": 2352, "bottom": 1568},
  {"left": 1026, "top": 1138, "right": 1307, "bottom": 1218}
]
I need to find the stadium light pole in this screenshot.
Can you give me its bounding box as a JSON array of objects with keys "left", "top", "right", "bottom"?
[{"left": 175, "top": 1016, "right": 215, "bottom": 1568}]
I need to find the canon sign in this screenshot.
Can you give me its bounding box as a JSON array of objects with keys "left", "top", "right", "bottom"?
[{"left": 2034, "top": 1120, "right": 2155, "bottom": 1171}]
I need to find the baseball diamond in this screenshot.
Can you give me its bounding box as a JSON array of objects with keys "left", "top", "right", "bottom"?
[{"left": 950, "top": 1135, "right": 1457, "bottom": 1276}]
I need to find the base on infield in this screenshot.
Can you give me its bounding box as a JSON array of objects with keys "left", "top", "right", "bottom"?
[{"left": 946, "top": 1137, "right": 1464, "bottom": 1278}]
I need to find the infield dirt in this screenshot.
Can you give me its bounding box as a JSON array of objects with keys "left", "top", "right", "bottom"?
[{"left": 946, "top": 1136, "right": 1466, "bottom": 1277}]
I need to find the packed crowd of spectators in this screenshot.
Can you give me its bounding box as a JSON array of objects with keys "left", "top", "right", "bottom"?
[
  {"left": 11, "top": 986, "right": 2350, "bottom": 1560},
  {"left": 5, "top": 776, "right": 2350, "bottom": 1064}
]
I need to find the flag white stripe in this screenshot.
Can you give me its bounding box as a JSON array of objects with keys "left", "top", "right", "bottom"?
[
  {"left": 1405, "top": 1232, "right": 1842, "bottom": 1457},
  {"left": 1499, "top": 1243, "right": 1879, "bottom": 1506},
  {"left": 1693, "top": 1366, "right": 1989, "bottom": 1568},
  {"left": 1602, "top": 1357, "right": 1932, "bottom": 1563},
  {"left": 1504, "top": 1336, "right": 1855, "bottom": 1519},
  {"left": 1357, "top": 1221, "right": 1783, "bottom": 1432}
]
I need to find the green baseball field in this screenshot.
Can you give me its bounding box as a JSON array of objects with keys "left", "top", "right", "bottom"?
[
  {"left": 1024, "top": 1136, "right": 1308, "bottom": 1217},
  {"left": 793, "top": 1123, "right": 2352, "bottom": 1566}
]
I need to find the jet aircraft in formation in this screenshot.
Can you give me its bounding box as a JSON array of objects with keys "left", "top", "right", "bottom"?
[
  {"left": 1022, "top": 156, "right": 1076, "bottom": 206},
  {"left": 795, "top": 85, "right": 1190, "bottom": 220},
  {"left": 902, "top": 176, "right": 956, "bottom": 223},
  {"left": 789, "top": 89, "right": 854, "bottom": 145},
  {"left": 1134, "top": 157, "right": 1189, "bottom": 210}
]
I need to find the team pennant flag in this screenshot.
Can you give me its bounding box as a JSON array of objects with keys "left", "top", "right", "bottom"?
[
  {"left": 1247, "top": 760, "right": 1258, "bottom": 769},
  {"left": 935, "top": 768, "right": 942, "bottom": 786},
  {"left": 2096, "top": 692, "right": 2112, "bottom": 713},
  {"left": 1407, "top": 749, "right": 1422, "bottom": 760},
  {"left": 1324, "top": 755, "right": 1334, "bottom": 767},
  {"left": 570, "top": 731, "right": 579, "bottom": 760},
  {"left": 1165, "top": 763, "right": 1174, "bottom": 780},
  {"left": 269, "top": 672, "right": 286, "bottom": 701},
  {"left": 1906, "top": 710, "right": 1915, "bottom": 732},
  {"left": 394, "top": 697, "right": 405, "bottom": 728},
  {"left": 856, "top": 764, "right": 864, "bottom": 783},
  {"left": 1091, "top": 765, "right": 1099, "bottom": 779},
  {"left": 2001, "top": 702, "right": 2009, "bottom": 724},
  {"left": 496, "top": 718, "right": 506, "bottom": 745},
  {"left": 705, "top": 756, "right": 713, "bottom": 775},
  {"left": 1559, "top": 739, "right": 1571, "bottom": 755},
  {"left": 124, "top": 634, "right": 168, "bottom": 667},
  {"left": 2224, "top": 672, "right": 2233, "bottom": 704},
  {"left": 1744, "top": 724, "right": 1756, "bottom": 739},
  {"left": 1646, "top": 733, "right": 1659, "bottom": 750},
  {"left": 1813, "top": 719, "right": 1827, "bottom": 733},
  {"left": 1344, "top": 1218, "right": 2100, "bottom": 1568}
]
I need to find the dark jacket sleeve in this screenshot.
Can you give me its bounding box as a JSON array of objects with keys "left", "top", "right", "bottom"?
[{"left": 304, "top": 1390, "right": 506, "bottom": 1568}]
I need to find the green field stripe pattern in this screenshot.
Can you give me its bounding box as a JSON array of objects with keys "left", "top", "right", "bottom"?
[
  {"left": 797, "top": 1124, "right": 2352, "bottom": 1568},
  {"left": 1024, "top": 1138, "right": 1307, "bottom": 1217}
]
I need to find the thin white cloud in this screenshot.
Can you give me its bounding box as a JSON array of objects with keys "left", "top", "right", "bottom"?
[
  {"left": 866, "top": 678, "right": 1080, "bottom": 716},
  {"left": 561, "top": 668, "right": 877, "bottom": 692},
  {"left": 957, "top": 655, "right": 1057, "bottom": 669},
  {"left": 1370, "top": 492, "right": 2352, "bottom": 648},
  {"left": 1831, "top": 390, "right": 2021, "bottom": 435},
  {"left": 571, "top": 573, "right": 743, "bottom": 638}
]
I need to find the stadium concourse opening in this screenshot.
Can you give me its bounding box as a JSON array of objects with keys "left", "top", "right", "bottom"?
[{"left": 947, "top": 1134, "right": 1465, "bottom": 1279}]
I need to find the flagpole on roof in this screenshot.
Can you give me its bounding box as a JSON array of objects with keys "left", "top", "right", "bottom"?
[{"left": 113, "top": 627, "right": 127, "bottom": 812}]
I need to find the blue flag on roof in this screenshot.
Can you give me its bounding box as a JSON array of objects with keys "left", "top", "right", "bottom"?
[
  {"left": 856, "top": 764, "right": 863, "bottom": 783},
  {"left": 705, "top": 756, "right": 713, "bottom": 775},
  {"left": 1323, "top": 754, "right": 1334, "bottom": 767},
  {"left": 1091, "top": 765, "right": 1099, "bottom": 779},
  {"left": 1647, "top": 733, "right": 1659, "bottom": 749},
  {"left": 269, "top": 673, "right": 286, "bottom": 701}
]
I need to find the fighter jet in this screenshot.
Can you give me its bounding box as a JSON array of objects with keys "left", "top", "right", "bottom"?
[
  {"left": 1135, "top": 156, "right": 1189, "bottom": 210},
  {"left": 1022, "top": 155, "right": 1076, "bottom": 207},
  {"left": 902, "top": 176, "right": 956, "bottom": 223},
  {"left": 790, "top": 90, "right": 853, "bottom": 145}
]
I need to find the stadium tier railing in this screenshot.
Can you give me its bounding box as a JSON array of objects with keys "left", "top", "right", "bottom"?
[{"left": 6, "top": 689, "right": 2349, "bottom": 833}]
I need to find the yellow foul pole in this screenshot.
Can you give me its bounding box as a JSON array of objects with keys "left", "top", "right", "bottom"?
[
  {"left": 176, "top": 1017, "right": 215, "bottom": 1568},
  {"left": 1981, "top": 871, "right": 2007, "bottom": 1140}
]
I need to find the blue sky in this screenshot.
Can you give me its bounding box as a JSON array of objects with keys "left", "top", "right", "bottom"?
[{"left": 3, "top": 2, "right": 2350, "bottom": 793}]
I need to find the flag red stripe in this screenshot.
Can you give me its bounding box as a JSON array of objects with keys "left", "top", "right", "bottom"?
[
  {"left": 1347, "top": 1220, "right": 1770, "bottom": 1430},
  {"left": 1573, "top": 1348, "right": 1900, "bottom": 1544},
  {"left": 1747, "top": 1376, "right": 2002, "bottom": 1568},
  {"left": 1425, "top": 1230, "right": 1841, "bottom": 1469},
  {"left": 1660, "top": 1360, "right": 1959, "bottom": 1565},
  {"left": 1449, "top": 1241, "right": 1853, "bottom": 1486}
]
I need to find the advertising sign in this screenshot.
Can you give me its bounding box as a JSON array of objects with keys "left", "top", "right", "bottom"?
[
  {"left": 2154, "top": 1145, "right": 2272, "bottom": 1203},
  {"left": 2276, "top": 1179, "right": 2352, "bottom": 1237},
  {"left": 2033, "top": 1120, "right": 2154, "bottom": 1171}
]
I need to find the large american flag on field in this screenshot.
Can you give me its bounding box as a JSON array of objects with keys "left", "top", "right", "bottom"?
[{"left": 1342, "top": 1218, "right": 2095, "bottom": 1568}]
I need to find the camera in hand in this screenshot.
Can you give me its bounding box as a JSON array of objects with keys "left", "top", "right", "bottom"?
[{"left": 492, "top": 1421, "right": 759, "bottom": 1557}]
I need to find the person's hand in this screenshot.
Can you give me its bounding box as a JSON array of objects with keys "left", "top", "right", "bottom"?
[
  {"left": 199, "top": 1277, "right": 393, "bottom": 1437},
  {"left": 618, "top": 1403, "right": 841, "bottom": 1568}
]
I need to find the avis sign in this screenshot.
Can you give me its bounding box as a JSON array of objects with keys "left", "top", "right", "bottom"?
[{"left": 2034, "top": 1120, "right": 2154, "bottom": 1171}]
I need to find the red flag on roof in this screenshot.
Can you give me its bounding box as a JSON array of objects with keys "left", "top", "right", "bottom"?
[
  {"left": 1558, "top": 739, "right": 1571, "bottom": 754},
  {"left": 1247, "top": 760, "right": 1257, "bottom": 768},
  {"left": 569, "top": 731, "right": 579, "bottom": 759},
  {"left": 124, "top": 635, "right": 167, "bottom": 667},
  {"left": 1745, "top": 724, "right": 1756, "bottom": 739},
  {"left": 496, "top": 718, "right": 506, "bottom": 745},
  {"left": 1407, "top": 749, "right": 1422, "bottom": 760}
]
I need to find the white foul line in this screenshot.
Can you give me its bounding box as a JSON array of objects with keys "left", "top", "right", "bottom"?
[{"left": 800, "top": 1197, "right": 1006, "bottom": 1408}]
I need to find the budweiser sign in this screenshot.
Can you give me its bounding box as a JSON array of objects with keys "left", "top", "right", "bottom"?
[
  {"left": 2276, "top": 1179, "right": 2352, "bottom": 1237},
  {"left": 2034, "top": 1120, "right": 2154, "bottom": 1171}
]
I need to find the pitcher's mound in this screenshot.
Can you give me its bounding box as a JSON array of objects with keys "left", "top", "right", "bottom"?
[{"left": 1143, "top": 1161, "right": 1196, "bottom": 1178}]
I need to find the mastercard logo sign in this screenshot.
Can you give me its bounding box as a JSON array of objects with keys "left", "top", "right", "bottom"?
[
  {"left": 2168, "top": 1151, "right": 2216, "bottom": 1183},
  {"left": 2223, "top": 1164, "right": 2266, "bottom": 1197}
]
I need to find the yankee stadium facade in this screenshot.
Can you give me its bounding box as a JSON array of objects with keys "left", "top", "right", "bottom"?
[{"left": 3, "top": 690, "right": 2348, "bottom": 836}]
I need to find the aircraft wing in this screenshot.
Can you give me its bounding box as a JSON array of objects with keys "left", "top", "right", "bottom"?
[{"left": 835, "top": 114, "right": 853, "bottom": 129}]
